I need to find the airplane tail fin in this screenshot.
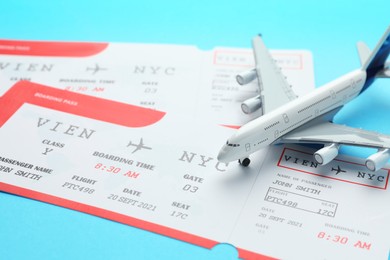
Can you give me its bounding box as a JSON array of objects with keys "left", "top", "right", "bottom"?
[{"left": 359, "top": 26, "right": 390, "bottom": 91}]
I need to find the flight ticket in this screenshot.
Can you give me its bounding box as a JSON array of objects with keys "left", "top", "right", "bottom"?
[
  {"left": 0, "top": 39, "right": 388, "bottom": 259},
  {"left": 0, "top": 39, "right": 314, "bottom": 126}
]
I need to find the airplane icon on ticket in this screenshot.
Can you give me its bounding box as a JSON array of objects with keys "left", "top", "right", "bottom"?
[
  {"left": 331, "top": 165, "right": 346, "bottom": 175},
  {"left": 86, "top": 63, "right": 107, "bottom": 75},
  {"left": 127, "top": 138, "right": 152, "bottom": 154}
]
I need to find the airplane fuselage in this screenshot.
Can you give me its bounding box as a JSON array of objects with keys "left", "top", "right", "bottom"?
[{"left": 218, "top": 69, "right": 367, "bottom": 162}]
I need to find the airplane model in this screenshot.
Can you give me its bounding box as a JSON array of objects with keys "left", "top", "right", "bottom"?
[
  {"left": 217, "top": 26, "right": 390, "bottom": 172},
  {"left": 127, "top": 138, "right": 152, "bottom": 154},
  {"left": 86, "top": 63, "right": 107, "bottom": 74}
]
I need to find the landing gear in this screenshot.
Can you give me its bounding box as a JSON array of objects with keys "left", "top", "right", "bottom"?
[{"left": 239, "top": 158, "right": 251, "bottom": 167}]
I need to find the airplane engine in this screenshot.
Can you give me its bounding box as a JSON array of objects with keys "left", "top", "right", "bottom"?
[
  {"left": 376, "top": 67, "right": 390, "bottom": 78},
  {"left": 365, "top": 149, "right": 390, "bottom": 171},
  {"left": 241, "top": 95, "right": 262, "bottom": 114},
  {"left": 236, "top": 69, "right": 257, "bottom": 85},
  {"left": 313, "top": 144, "right": 339, "bottom": 165}
]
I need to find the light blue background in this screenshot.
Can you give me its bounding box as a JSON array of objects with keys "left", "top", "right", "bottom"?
[{"left": 0, "top": 1, "right": 389, "bottom": 259}]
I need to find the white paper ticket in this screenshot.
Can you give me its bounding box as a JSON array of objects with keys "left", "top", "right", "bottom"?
[
  {"left": 4, "top": 40, "right": 387, "bottom": 259},
  {"left": 229, "top": 145, "right": 390, "bottom": 259}
]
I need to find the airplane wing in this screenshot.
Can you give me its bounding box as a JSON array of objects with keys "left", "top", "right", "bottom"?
[
  {"left": 280, "top": 120, "right": 390, "bottom": 149},
  {"left": 252, "top": 36, "right": 298, "bottom": 114}
]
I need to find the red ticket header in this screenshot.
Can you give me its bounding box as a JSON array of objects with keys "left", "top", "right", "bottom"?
[
  {"left": 0, "top": 39, "right": 108, "bottom": 57},
  {"left": 0, "top": 81, "right": 166, "bottom": 128}
]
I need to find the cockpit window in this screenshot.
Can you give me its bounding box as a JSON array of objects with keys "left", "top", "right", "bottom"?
[{"left": 226, "top": 140, "right": 240, "bottom": 147}]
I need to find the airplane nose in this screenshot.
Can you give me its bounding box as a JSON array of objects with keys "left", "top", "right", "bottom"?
[{"left": 217, "top": 145, "right": 228, "bottom": 162}]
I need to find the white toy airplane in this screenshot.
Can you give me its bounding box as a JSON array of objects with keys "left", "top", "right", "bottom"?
[{"left": 217, "top": 26, "right": 390, "bottom": 171}]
